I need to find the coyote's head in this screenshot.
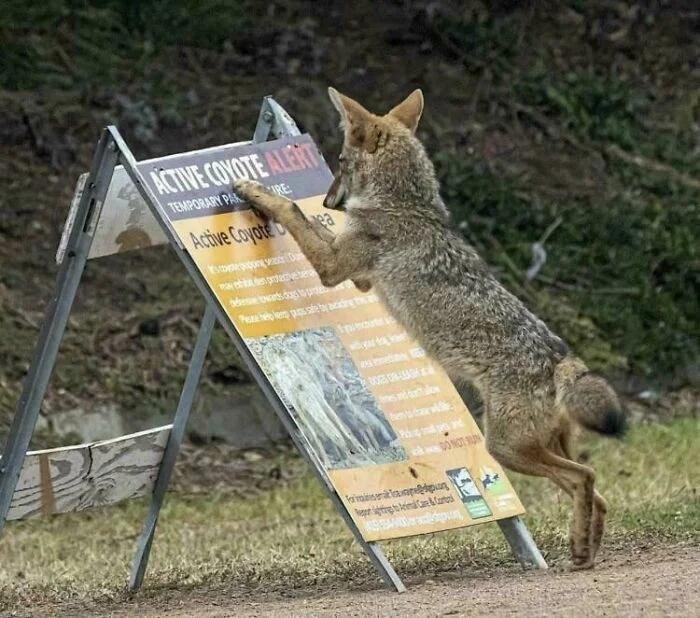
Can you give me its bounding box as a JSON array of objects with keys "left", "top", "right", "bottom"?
[{"left": 323, "top": 88, "right": 442, "bottom": 217}]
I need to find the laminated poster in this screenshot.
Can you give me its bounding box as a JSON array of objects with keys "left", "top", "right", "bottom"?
[{"left": 138, "top": 134, "right": 525, "bottom": 541}]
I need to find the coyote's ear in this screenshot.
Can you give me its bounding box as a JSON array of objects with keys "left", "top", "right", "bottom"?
[
  {"left": 387, "top": 89, "right": 424, "bottom": 134},
  {"left": 327, "top": 87, "right": 383, "bottom": 153},
  {"left": 328, "top": 87, "right": 348, "bottom": 124},
  {"left": 328, "top": 87, "right": 372, "bottom": 125}
]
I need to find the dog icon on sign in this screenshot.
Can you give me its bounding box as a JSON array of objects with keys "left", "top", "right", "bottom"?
[{"left": 446, "top": 467, "right": 493, "bottom": 519}]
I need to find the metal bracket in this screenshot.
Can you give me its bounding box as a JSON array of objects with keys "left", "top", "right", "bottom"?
[{"left": 253, "top": 96, "right": 301, "bottom": 143}]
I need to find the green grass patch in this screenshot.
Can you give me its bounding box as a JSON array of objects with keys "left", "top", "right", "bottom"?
[
  {"left": 437, "top": 141, "right": 700, "bottom": 375},
  {"left": 434, "top": 9, "right": 700, "bottom": 377},
  {"left": 516, "top": 67, "right": 700, "bottom": 176},
  {"left": 516, "top": 68, "right": 648, "bottom": 147},
  {"left": 1, "top": 419, "right": 697, "bottom": 610},
  {"left": 0, "top": 0, "right": 252, "bottom": 90}
]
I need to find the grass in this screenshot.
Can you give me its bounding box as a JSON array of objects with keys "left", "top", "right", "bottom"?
[
  {"left": 1, "top": 419, "right": 698, "bottom": 611},
  {"left": 0, "top": 1, "right": 253, "bottom": 90},
  {"left": 1, "top": 1, "right": 699, "bottom": 443},
  {"left": 438, "top": 149, "right": 700, "bottom": 375}
]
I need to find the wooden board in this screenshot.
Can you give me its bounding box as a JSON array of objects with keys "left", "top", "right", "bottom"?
[
  {"left": 5, "top": 426, "right": 172, "bottom": 521},
  {"left": 56, "top": 139, "right": 252, "bottom": 264},
  {"left": 56, "top": 168, "right": 169, "bottom": 263}
]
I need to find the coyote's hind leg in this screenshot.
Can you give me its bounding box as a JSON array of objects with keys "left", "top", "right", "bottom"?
[
  {"left": 554, "top": 429, "right": 607, "bottom": 560},
  {"left": 539, "top": 448, "right": 596, "bottom": 569},
  {"left": 589, "top": 490, "right": 607, "bottom": 559},
  {"left": 487, "top": 435, "right": 596, "bottom": 569}
]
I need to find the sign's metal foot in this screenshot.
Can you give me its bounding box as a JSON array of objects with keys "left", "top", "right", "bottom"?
[
  {"left": 498, "top": 516, "right": 548, "bottom": 570},
  {"left": 366, "top": 542, "right": 406, "bottom": 593}
]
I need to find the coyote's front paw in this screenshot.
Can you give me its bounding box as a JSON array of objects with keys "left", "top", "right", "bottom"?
[
  {"left": 233, "top": 179, "right": 266, "bottom": 202},
  {"left": 233, "top": 179, "right": 293, "bottom": 219}
]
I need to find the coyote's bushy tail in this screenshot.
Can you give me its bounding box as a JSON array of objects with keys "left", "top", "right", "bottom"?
[{"left": 555, "top": 357, "right": 627, "bottom": 437}]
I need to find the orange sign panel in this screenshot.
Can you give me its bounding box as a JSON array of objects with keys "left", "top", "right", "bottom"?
[{"left": 139, "top": 134, "right": 524, "bottom": 541}]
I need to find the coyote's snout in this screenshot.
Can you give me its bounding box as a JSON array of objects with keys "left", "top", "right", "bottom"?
[
  {"left": 323, "top": 172, "right": 347, "bottom": 210},
  {"left": 234, "top": 86, "right": 626, "bottom": 570}
]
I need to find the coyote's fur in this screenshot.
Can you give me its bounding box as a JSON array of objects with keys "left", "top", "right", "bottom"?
[{"left": 234, "top": 87, "right": 626, "bottom": 569}]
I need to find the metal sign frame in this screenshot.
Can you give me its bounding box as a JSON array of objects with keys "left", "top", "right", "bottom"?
[{"left": 0, "top": 97, "right": 546, "bottom": 594}]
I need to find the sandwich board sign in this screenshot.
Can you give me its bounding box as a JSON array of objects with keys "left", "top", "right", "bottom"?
[
  {"left": 0, "top": 98, "right": 546, "bottom": 593},
  {"left": 141, "top": 133, "right": 528, "bottom": 539}
]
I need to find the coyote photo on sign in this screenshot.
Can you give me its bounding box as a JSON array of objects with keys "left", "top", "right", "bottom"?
[{"left": 234, "top": 87, "right": 627, "bottom": 570}]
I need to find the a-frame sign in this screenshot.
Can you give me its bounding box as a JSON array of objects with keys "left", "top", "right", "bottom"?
[{"left": 0, "top": 98, "right": 546, "bottom": 593}]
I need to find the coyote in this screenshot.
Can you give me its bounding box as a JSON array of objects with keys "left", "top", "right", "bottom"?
[{"left": 233, "top": 88, "right": 626, "bottom": 569}]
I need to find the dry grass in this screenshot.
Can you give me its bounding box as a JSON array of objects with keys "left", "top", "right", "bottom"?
[{"left": 0, "top": 419, "right": 698, "bottom": 612}]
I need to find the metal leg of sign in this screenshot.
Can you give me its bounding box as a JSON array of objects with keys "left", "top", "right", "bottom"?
[
  {"left": 0, "top": 130, "right": 119, "bottom": 533},
  {"left": 129, "top": 304, "right": 216, "bottom": 592},
  {"left": 111, "top": 112, "right": 407, "bottom": 593},
  {"left": 364, "top": 542, "right": 406, "bottom": 593},
  {"left": 498, "top": 516, "right": 548, "bottom": 570}
]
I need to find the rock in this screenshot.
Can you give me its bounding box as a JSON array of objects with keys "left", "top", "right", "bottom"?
[
  {"left": 34, "top": 386, "right": 288, "bottom": 450},
  {"left": 188, "top": 385, "right": 287, "bottom": 449},
  {"left": 36, "top": 403, "right": 125, "bottom": 442}
]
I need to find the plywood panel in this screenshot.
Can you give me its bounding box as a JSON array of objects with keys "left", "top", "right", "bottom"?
[
  {"left": 56, "top": 139, "right": 252, "bottom": 263},
  {"left": 5, "top": 426, "right": 171, "bottom": 521}
]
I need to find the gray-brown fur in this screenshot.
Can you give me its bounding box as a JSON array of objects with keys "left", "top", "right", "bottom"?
[{"left": 234, "top": 87, "right": 625, "bottom": 569}]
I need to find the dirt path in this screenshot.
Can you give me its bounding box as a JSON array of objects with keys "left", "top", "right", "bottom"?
[{"left": 70, "top": 545, "right": 697, "bottom": 617}]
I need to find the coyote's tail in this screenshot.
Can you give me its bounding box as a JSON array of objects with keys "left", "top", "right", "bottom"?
[{"left": 555, "top": 357, "right": 627, "bottom": 437}]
